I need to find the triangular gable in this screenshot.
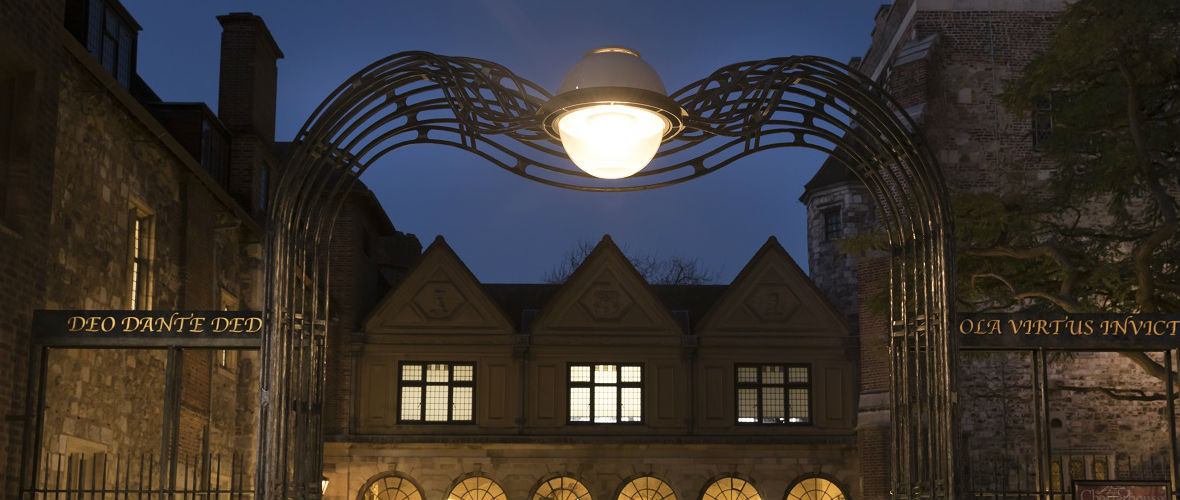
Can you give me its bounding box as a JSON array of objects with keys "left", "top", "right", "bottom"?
[
  {"left": 530, "top": 235, "right": 682, "bottom": 335},
  {"left": 362, "top": 236, "right": 514, "bottom": 335},
  {"left": 696, "top": 236, "right": 850, "bottom": 336}
]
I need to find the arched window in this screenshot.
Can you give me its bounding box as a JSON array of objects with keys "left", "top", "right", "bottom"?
[
  {"left": 363, "top": 474, "right": 423, "bottom": 500},
  {"left": 533, "top": 475, "right": 592, "bottom": 500},
  {"left": 700, "top": 477, "right": 760, "bottom": 500},
  {"left": 449, "top": 475, "right": 507, "bottom": 500},
  {"left": 785, "top": 476, "right": 846, "bottom": 500},
  {"left": 617, "top": 476, "right": 677, "bottom": 500}
]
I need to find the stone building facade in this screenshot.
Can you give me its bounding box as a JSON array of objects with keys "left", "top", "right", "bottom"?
[
  {"left": 322, "top": 235, "right": 859, "bottom": 500},
  {"left": 2, "top": 1, "right": 273, "bottom": 495},
  {"left": 802, "top": 0, "right": 1175, "bottom": 497}
]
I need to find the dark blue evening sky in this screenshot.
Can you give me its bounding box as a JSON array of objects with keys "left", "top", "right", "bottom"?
[{"left": 123, "top": 1, "right": 881, "bottom": 283}]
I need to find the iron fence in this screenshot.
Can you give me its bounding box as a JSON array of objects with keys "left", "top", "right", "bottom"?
[
  {"left": 967, "top": 451, "right": 1171, "bottom": 499},
  {"left": 25, "top": 451, "right": 252, "bottom": 499}
]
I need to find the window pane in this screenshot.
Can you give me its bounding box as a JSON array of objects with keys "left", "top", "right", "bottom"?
[
  {"left": 401, "top": 364, "right": 422, "bottom": 381},
  {"left": 762, "top": 365, "right": 784, "bottom": 384},
  {"left": 117, "top": 26, "right": 133, "bottom": 87},
  {"left": 788, "top": 366, "right": 808, "bottom": 383},
  {"left": 789, "top": 388, "right": 810, "bottom": 423},
  {"left": 762, "top": 387, "right": 784, "bottom": 423},
  {"left": 425, "top": 385, "right": 449, "bottom": 421},
  {"left": 453, "top": 364, "right": 474, "bottom": 382},
  {"left": 87, "top": 0, "right": 103, "bottom": 54},
  {"left": 452, "top": 387, "right": 473, "bottom": 421},
  {"left": 570, "top": 365, "right": 590, "bottom": 382},
  {"left": 594, "top": 364, "right": 617, "bottom": 384},
  {"left": 101, "top": 33, "right": 117, "bottom": 75},
  {"left": 594, "top": 385, "right": 617, "bottom": 423},
  {"left": 737, "top": 388, "right": 758, "bottom": 423},
  {"left": 569, "top": 387, "right": 591, "bottom": 422},
  {"left": 621, "top": 387, "right": 642, "bottom": 422},
  {"left": 400, "top": 387, "right": 421, "bottom": 421},
  {"left": 736, "top": 366, "right": 757, "bottom": 383},
  {"left": 426, "top": 363, "right": 449, "bottom": 383},
  {"left": 620, "top": 365, "right": 642, "bottom": 383}
]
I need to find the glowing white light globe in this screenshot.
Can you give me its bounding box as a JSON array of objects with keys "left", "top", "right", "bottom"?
[
  {"left": 556, "top": 104, "right": 667, "bottom": 179},
  {"left": 548, "top": 47, "right": 674, "bottom": 179}
]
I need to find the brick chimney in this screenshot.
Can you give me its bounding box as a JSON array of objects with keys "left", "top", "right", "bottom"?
[{"left": 216, "top": 12, "right": 282, "bottom": 216}]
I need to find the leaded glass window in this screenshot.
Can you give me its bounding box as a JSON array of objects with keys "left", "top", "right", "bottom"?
[
  {"left": 448, "top": 475, "right": 507, "bottom": 500},
  {"left": 736, "top": 364, "right": 809, "bottom": 424},
  {"left": 364, "top": 475, "right": 423, "bottom": 500},
  {"left": 700, "top": 477, "right": 760, "bottom": 500},
  {"left": 568, "top": 363, "right": 642, "bottom": 423},
  {"left": 398, "top": 362, "right": 474, "bottom": 423},
  {"left": 616, "top": 476, "right": 676, "bottom": 500},
  {"left": 785, "top": 476, "right": 846, "bottom": 500},
  {"left": 533, "top": 476, "right": 591, "bottom": 500}
]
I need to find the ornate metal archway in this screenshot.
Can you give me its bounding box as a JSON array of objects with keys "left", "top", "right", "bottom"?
[{"left": 260, "top": 51, "right": 956, "bottom": 499}]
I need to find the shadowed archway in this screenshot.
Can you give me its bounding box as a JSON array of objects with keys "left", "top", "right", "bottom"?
[{"left": 260, "top": 51, "right": 956, "bottom": 499}]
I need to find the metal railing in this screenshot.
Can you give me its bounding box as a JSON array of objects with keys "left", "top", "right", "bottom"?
[{"left": 26, "top": 451, "right": 253, "bottom": 499}]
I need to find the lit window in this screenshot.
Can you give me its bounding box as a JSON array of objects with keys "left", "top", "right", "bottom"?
[
  {"left": 701, "top": 477, "right": 760, "bottom": 500},
  {"left": 128, "top": 208, "right": 154, "bottom": 310},
  {"left": 448, "top": 476, "right": 507, "bottom": 500},
  {"left": 364, "top": 474, "right": 423, "bottom": 500},
  {"left": 398, "top": 362, "right": 474, "bottom": 423},
  {"left": 785, "top": 476, "right": 845, "bottom": 500},
  {"left": 568, "top": 363, "right": 642, "bottom": 424},
  {"left": 1092, "top": 457, "right": 1108, "bottom": 480},
  {"left": 617, "top": 476, "right": 676, "bottom": 500},
  {"left": 736, "top": 364, "right": 810, "bottom": 424},
  {"left": 823, "top": 209, "right": 842, "bottom": 241},
  {"left": 532, "top": 476, "right": 591, "bottom": 500}
]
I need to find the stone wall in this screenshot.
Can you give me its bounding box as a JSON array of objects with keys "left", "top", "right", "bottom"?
[
  {"left": 31, "top": 31, "right": 261, "bottom": 492},
  {"left": 835, "top": 3, "right": 1176, "bottom": 494},
  {"left": 960, "top": 351, "right": 1174, "bottom": 491},
  {"left": 804, "top": 183, "right": 876, "bottom": 325},
  {"left": 323, "top": 443, "right": 858, "bottom": 500}
]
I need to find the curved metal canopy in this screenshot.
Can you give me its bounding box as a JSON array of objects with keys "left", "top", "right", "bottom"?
[{"left": 260, "top": 51, "right": 957, "bottom": 500}]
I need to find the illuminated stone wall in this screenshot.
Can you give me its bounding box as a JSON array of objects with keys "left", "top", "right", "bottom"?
[
  {"left": 33, "top": 29, "right": 263, "bottom": 491},
  {"left": 323, "top": 443, "right": 859, "bottom": 500}
]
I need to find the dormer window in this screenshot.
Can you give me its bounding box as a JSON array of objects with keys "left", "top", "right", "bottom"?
[{"left": 66, "top": 0, "right": 140, "bottom": 88}]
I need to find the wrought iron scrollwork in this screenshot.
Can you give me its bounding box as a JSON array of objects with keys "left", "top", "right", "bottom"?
[{"left": 262, "top": 51, "right": 956, "bottom": 499}]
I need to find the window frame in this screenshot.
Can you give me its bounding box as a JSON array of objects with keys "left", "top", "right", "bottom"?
[
  {"left": 1031, "top": 94, "right": 1054, "bottom": 148},
  {"left": 85, "top": 0, "right": 138, "bottom": 87},
  {"left": 822, "top": 208, "right": 842, "bottom": 241},
  {"left": 396, "top": 361, "right": 476, "bottom": 424},
  {"left": 127, "top": 205, "right": 154, "bottom": 310},
  {"left": 734, "top": 363, "right": 812, "bottom": 425},
  {"left": 566, "top": 362, "right": 645, "bottom": 425}
]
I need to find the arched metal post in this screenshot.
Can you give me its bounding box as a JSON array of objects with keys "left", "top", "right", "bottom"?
[{"left": 259, "top": 51, "right": 958, "bottom": 499}]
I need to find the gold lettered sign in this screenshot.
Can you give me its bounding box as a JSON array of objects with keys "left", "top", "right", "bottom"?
[
  {"left": 33, "top": 310, "right": 263, "bottom": 347},
  {"left": 958, "top": 313, "right": 1180, "bottom": 350}
]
